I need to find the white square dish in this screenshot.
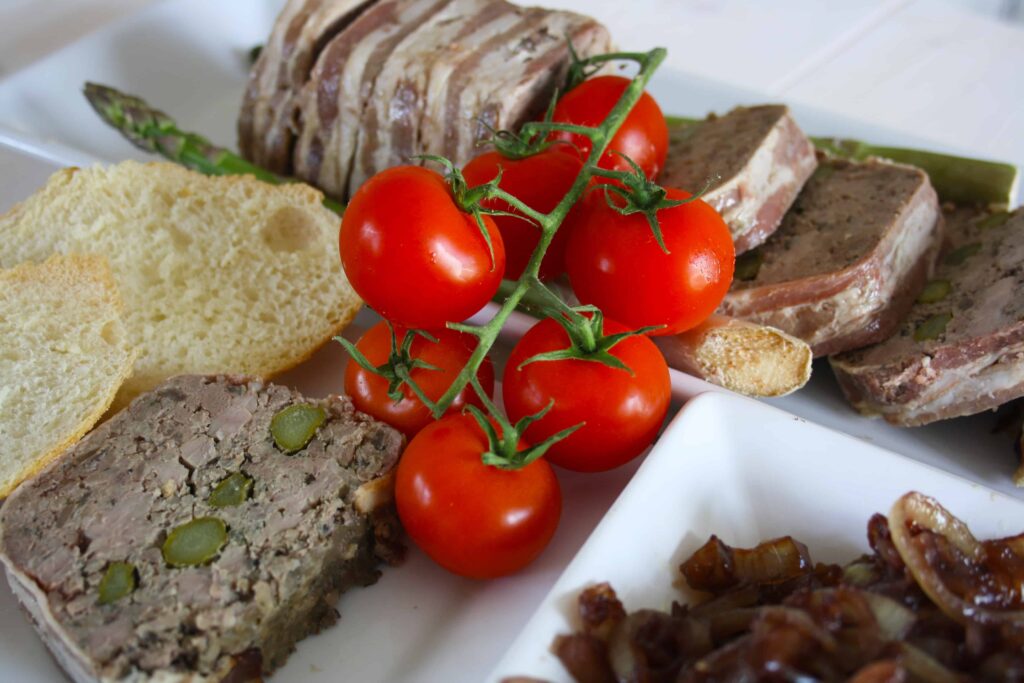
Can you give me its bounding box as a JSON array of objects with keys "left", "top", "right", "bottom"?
[{"left": 488, "top": 391, "right": 1024, "bottom": 682}]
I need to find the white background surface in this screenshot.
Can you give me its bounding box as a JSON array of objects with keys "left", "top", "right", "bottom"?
[{"left": 1, "top": 0, "right": 1022, "bottom": 169}]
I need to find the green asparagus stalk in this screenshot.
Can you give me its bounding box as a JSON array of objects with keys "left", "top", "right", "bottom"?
[
  {"left": 665, "top": 115, "right": 1018, "bottom": 207},
  {"left": 82, "top": 82, "right": 344, "bottom": 214}
]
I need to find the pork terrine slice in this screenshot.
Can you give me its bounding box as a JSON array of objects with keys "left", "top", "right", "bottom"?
[
  {"left": 658, "top": 105, "right": 818, "bottom": 254},
  {"left": 830, "top": 206, "right": 1024, "bottom": 426},
  {"left": 238, "top": 0, "right": 377, "bottom": 174},
  {"left": 0, "top": 374, "right": 403, "bottom": 683},
  {"left": 719, "top": 157, "right": 943, "bottom": 357}
]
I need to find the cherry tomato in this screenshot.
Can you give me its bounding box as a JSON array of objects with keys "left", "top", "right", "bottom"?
[
  {"left": 462, "top": 149, "right": 583, "bottom": 280},
  {"left": 566, "top": 188, "right": 735, "bottom": 335},
  {"left": 395, "top": 414, "right": 561, "bottom": 579},
  {"left": 343, "top": 322, "right": 495, "bottom": 438},
  {"left": 502, "top": 316, "right": 670, "bottom": 472},
  {"left": 340, "top": 166, "right": 505, "bottom": 328},
  {"left": 549, "top": 75, "right": 668, "bottom": 179}
]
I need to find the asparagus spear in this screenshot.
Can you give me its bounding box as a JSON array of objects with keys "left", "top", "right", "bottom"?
[
  {"left": 82, "top": 82, "right": 344, "bottom": 214},
  {"left": 665, "top": 115, "right": 1018, "bottom": 207}
]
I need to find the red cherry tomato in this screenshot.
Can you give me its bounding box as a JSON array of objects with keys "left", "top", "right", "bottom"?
[
  {"left": 395, "top": 414, "right": 561, "bottom": 579},
  {"left": 502, "top": 316, "right": 671, "bottom": 472},
  {"left": 343, "top": 321, "right": 495, "bottom": 438},
  {"left": 462, "top": 149, "right": 583, "bottom": 280},
  {"left": 566, "top": 188, "right": 735, "bottom": 335},
  {"left": 549, "top": 75, "right": 668, "bottom": 179},
  {"left": 340, "top": 166, "right": 505, "bottom": 328}
]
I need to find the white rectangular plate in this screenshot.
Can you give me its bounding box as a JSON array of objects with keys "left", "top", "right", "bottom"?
[
  {"left": 0, "top": 0, "right": 1022, "bottom": 680},
  {"left": 489, "top": 391, "right": 1024, "bottom": 681}
]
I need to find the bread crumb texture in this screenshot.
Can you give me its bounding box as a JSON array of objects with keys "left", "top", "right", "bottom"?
[
  {"left": 0, "top": 254, "right": 135, "bottom": 497},
  {"left": 0, "top": 162, "right": 361, "bottom": 409},
  {"left": 699, "top": 326, "right": 812, "bottom": 397}
]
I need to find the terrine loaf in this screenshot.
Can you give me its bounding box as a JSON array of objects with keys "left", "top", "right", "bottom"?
[
  {"left": 720, "top": 157, "right": 943, "bottom": 357},
  {"left": 0, "top": 375, "right": 403, "bottom": 682},
  {"left": 658, "top": 105, "right": 818, "bottom": 253},
  {"left": 241, "top": 0, "right": 612, "bottom": 199},
  {"left": 830, "top": 207, "right": 1024, "bottom": 426}
]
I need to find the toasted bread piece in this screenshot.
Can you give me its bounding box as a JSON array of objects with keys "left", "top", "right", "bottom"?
[
  {"left": 0, "top": 254, "right": 134, "bottom": 498},
  {"left": 0, "top": 161, "right": 361, "bottom": 409},
  {"left": 654, "top": 315, "right": 812, "bottom": 397}
]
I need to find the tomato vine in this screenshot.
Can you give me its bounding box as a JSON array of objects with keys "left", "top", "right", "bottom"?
[{"left": 429, "top": 48, "right": 668, "bottom": 413}]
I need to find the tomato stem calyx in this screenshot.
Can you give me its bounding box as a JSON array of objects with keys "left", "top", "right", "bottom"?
[
  {"left": 592, "top": 155, "right": 706, "bottom": 254},
  {"left": 334, "top": 322, "right": 441, "bottom": 408},
  {"left": 465, "top": 377, "right": 581, "bottom": 470},
  {"left": 524, "top": 305, "right": 662, "bottom": 376},
  {"left": 415, "top": 154, "right": 501, "bottom": 271}
]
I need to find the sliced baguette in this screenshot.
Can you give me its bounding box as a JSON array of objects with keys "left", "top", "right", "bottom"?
[
  {"left": 0, "top": 161, "right": 361, "bottom": 409},
  {"left": 0, "top": 254, "right": 135, "bottom": 498}
]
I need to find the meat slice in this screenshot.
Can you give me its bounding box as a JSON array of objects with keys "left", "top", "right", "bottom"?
[
  {"left": 719, "top": 157, "right": 943, "bottom": 357},
  {"left": 293, "top": 0, "right": 454, "bottom": 197},
  {"left": 238, "top": 0, "right": 377, "bottom": 174},
  {"left": 659, "top": 106, "right": 818, "bottom": 254},
  {"left": 286, "top": 0, "right": 610, "bottom": 199},
  {"left": 346, "top": 0, "right": 609, "bottom": 197},
  {"left": 425, "top": 5, "right": 611, "bottom": 171},
  {"left": 344, "top": 0, "right": 506, "bottom": 196},
  {"left": 830, "top": 207, "right": 1024, "bottom": 426},
  {"left": 0, "top": 375, "right": 403, "bottom": 682}
]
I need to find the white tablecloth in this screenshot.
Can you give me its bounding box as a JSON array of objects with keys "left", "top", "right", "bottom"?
[{"left": 0, "top": 0, "right": 1021, "bottom": 171}]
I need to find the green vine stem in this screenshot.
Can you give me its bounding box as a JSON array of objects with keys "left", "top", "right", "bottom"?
[{"left": 429, "top": 47, "right": 668, "bottom": 418}]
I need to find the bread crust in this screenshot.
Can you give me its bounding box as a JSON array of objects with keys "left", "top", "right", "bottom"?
[{"left": 0, "top": 254, "right": 135, "bottom": 499}]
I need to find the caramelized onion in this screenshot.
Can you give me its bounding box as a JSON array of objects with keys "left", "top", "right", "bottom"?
[
  {"left": 897, "top": 643, "right": 961, "bottom": 683},
  {"left": 680, "top": 535, "right": 812, "bottom": 593},
  {"left": 548, "top": 493, "right": 1022, "bottom": 683},
  {"left": 888, "top": 492, "right": 1024, "bottom": 626},
  {"left": 861, "top": 592, "right": 915, "bottom": 641},
  {"left": 846, "top": 659, "right": 906, "bottom": 683},
  {"left": 578, "top": 583, "right": 626, "bottom": 641}
]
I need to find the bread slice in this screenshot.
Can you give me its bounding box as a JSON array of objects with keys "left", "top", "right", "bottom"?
[
  {"left": 0, "top": 161, "right": 361, "bottom": 409},
  {"left": 830, "top": 206, "right": 1024, "bottom": 426},
  {"left": 0, "top": 254, "right": 135, "bottom": 498}
]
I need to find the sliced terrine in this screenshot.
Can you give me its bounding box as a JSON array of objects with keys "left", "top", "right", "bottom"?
[
  {"left": 0, "top": 374, "right": 403, "bottom": 682},
  {"left": 658, "top": 105, "right": 818, "bottom": 254},
  {"left": 238, "top": 0, "right": 375, "bottom": 174},
  {"left": 830, "top": 207, "right": 1024, "bottom": 426},
  {"left": 240, "top": 0, "right": 612, "bottom": 200},
  {"left": 719, "top": 157, "right": 943, "bottom": 357}
]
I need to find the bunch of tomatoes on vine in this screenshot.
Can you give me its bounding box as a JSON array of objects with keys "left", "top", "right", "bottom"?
[{"left": 336, "top": 47, "right": 735, "bottom": 579}]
